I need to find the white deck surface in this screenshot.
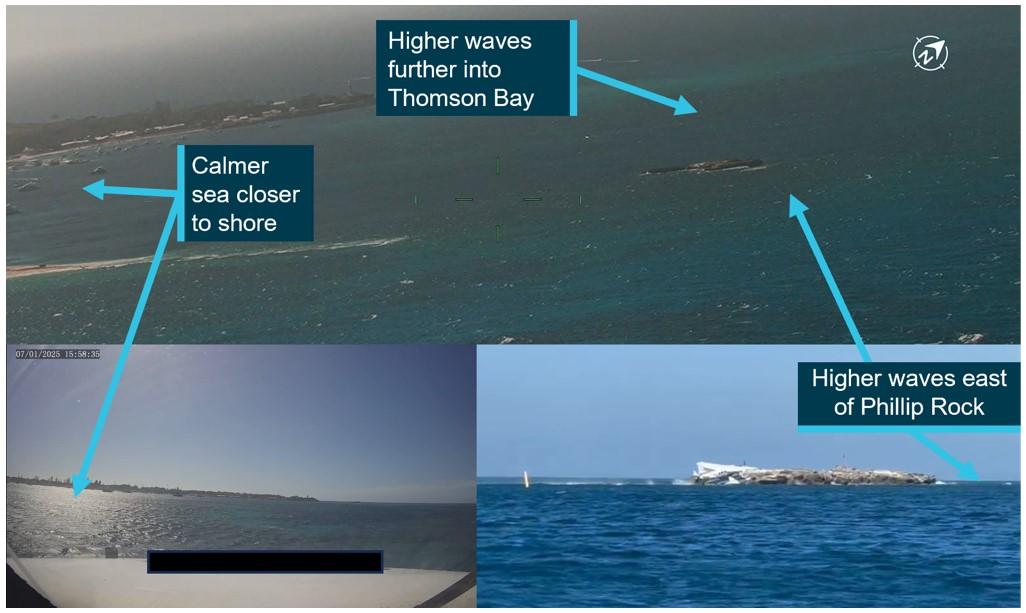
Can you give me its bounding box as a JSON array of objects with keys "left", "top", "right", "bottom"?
[{"left": 10, "top": 558, "right": 473, "bottom": 607}]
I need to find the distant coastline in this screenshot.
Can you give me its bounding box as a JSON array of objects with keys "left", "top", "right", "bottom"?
[
  {"left": 6, "top": 91, "right": 372, "bottom": 159},
  {"left": 6, "top": 475, "right": 318, "bottom": 502}
]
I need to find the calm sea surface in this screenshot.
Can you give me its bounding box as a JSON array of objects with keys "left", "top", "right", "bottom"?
[
  {"left": 7, "top": 7, "right": 1019, "bottom": 344},
  {"left": 477, "top": 480, "right": 1020, "bottom": 607},
  {"left": 7, "top": 484, "right": 475, "bottom": 571}
]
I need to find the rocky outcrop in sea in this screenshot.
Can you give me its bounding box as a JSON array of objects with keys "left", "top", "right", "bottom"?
[{"left": 692, "top": 462, "right": 935, "bottom": 485}]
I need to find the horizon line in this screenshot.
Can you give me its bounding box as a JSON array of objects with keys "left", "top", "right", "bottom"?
[{"left": 6, "top": 475, "right": 475, "bottom": 504}]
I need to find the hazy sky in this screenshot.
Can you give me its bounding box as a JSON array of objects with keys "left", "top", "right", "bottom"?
[
  {"left": 7, "top": 6, "right": 377, "bottom": 121},
  {"left": 10, "top": 6, "right": 1010, "bottom": 122},
  {"left": 478, "top": 344, "right": 1020, "bottom": 480},
  {"left": 7, "top": 5, "right": 555, "bottom": 121},
  {"left": 8, "top": 345, "right": 476, "bottom": 503}
]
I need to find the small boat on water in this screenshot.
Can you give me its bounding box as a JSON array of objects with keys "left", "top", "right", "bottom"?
[{"left": 522, "top": 471, "right": 530, "bottom": 489}]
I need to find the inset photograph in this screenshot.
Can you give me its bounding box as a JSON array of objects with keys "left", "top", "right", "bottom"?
[
  {"left": 477, "top": 345, "right": 1020, "bottom": 607},
  {"left": 7, "top": 345, "right": 476, "bottom": 607}
]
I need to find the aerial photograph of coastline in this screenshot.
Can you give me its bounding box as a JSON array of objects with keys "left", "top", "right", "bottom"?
[
  {"left": 4, "top": 2, "right": 1023, "bottom": 611},
  {"left": 7, "top": 345, "right": 477, "bottom": 607},
  {"left": 477, "top": 345, "right": 1021, "bottom": 607},
  {"left": 7, "top": 5, "right": 1020, "bottom": 344}
]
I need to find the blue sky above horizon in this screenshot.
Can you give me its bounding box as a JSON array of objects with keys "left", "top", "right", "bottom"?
[
  {"left": 478, "top": 345, "right": 1021, "bottom": 481},
  {"left": 8, "top": 345, "right": 476, "bottom": 503}
]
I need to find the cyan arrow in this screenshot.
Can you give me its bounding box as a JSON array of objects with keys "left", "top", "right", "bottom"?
[
  {"left": 909, "top": 432, "right": 979, "bottom": 480},
  {"left": 788, "top": 195, "right": 871, "bottom": 363},
  {"left": 576, "top": 67, "right": 697, "bottom": 116},
  {"left": 72, "top": 183, "right": 180, "bottom": 496},
  {"left": 789, "top": 194, "right": 979, "bottom": 481},
  {"left": 83, "top": 179, "right": 177, "bottom": 201}
]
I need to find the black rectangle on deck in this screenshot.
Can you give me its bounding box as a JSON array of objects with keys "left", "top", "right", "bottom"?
[{"left": 147, "top": 550, "right": 384, "bottom": 574}]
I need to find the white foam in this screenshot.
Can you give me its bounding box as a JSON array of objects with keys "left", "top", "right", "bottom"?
[
  {"left": 178, "top": 236, "right": 409, "bottom": 263},
  {"left": 693, "top": 461, "right": 760, "bottom": 479}
]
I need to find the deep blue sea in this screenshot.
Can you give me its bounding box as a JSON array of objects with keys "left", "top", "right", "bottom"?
[
  {"left": 477, "top": 480, "right": 1020, "bottom": 607},
  {"left": 6, "top": 484, "right": 475, "bottom": 572},
  {"left": 6, "top": 6, "right": 1019, "bottom": 344}
]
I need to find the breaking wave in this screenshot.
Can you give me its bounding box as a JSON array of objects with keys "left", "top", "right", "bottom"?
[{"left": 178, "top": 236, "right": 410, "bottom": 263}]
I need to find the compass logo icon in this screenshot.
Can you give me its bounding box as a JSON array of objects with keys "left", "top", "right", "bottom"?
[{"left": 913, "top": 35, "right": 948, "bottom": 71}]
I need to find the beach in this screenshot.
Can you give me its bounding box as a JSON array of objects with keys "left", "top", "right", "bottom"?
[
  {"left": 6, "top": 236, "right": 410, "bottom": 279},
  {"left": 7, "top": 257, "right": 155, "bottom": 279}
]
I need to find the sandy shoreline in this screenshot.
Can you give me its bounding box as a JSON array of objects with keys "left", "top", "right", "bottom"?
[
  {"left": 7, "top": 236, "right": 411, "bottom": 280},
  {"left": 8, "top": 128, "right": 207, "bottom": 164},
  {"left": 9, "top": 558, "right": 474, "bottom": 607},
  {"left": 7, "top": 256, "right": 156, "bottom": 279}
]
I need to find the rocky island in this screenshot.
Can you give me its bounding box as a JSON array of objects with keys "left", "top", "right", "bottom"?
[
  {"left": 691, "top": 462, "right": 936, "bottom": 486},
  {"left": 641, "top": 159, "right": 765, "bottom": 176}
]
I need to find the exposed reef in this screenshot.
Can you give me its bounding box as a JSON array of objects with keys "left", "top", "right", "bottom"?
[{"left": 642, "top": 159, "right": 765, "bottom": 176}]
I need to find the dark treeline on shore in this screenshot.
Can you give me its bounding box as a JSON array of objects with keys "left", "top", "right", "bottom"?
[
  {"left": 7, "top": 91, "right": 372, "bottom": 156},
  {"left": 6, "top": 475, "right": 318, "bottom": 502}
]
